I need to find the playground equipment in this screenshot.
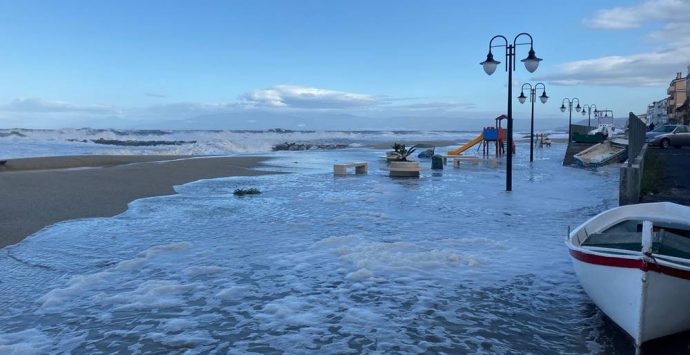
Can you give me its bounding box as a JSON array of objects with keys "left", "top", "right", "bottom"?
[
  {"left": 447, "top": 115, "right": 514, "bottom": 157},
  {"left": 447, "top": 134, "right": 484, "bottom": 155}
]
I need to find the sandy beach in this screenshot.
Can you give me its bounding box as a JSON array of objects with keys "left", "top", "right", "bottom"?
[{"left": 0, "top": 155, "right": 275, "bottom": 248}]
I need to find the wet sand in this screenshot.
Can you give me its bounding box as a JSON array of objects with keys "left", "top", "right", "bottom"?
[{"left": 0, "top": 155, "right": 275, "bottom": 248}]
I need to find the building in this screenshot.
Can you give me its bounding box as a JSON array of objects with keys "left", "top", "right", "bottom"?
[
  {"left": 683, "top": 64, "right": 690, "bottom": 124},
  {"left": 667, "top": 70, "right": 688, "bottom": 124},
  {"left": 646, "top": 98, "right": 668, "bottom": 126}
]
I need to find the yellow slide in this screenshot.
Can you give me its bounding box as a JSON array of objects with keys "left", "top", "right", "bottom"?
[{"left": 447, "top": 133, "right": 483, "bottom": 155}]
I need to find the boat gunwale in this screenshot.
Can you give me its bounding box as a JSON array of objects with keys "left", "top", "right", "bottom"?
[
  {"left": 567, "top": 244, "right": 690, "bottom": 280},
  {"left": 568, "top": 202, "right": 690, "bottom": 246},
  {"left": 568, "top": 243, "right": 690, "bottom": 267}
]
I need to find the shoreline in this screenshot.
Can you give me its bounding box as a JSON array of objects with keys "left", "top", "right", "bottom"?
[{"left": 0, "top": 155, "right": 277, "bottom": 249}]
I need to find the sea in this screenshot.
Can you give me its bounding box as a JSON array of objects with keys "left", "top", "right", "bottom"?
[{"left": 0, "top": 128, "right": 683, "bottom": 354}]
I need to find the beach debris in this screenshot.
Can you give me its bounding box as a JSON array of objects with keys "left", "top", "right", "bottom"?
[{"left": 233, "top": 188, "right": 262, "bottom": 196}]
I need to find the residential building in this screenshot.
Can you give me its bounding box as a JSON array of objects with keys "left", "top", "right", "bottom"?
[
  {"left": 667, "top": 71, "right": 688, "bottom": 124},
  {"left": 647, "top": 98, "right": 668, "bottom": 125}
]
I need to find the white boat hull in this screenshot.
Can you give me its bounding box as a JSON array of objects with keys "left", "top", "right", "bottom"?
[
  {"left": 570, "top": 249, "right": 690, "bottom": 345},
  {"left": 566, "top": 202, "right": 690, "bottom": 345}
]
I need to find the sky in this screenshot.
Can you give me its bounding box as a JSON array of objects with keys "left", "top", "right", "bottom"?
[{"left": 0, "top": 0, "right": 688, "bottom": 130}]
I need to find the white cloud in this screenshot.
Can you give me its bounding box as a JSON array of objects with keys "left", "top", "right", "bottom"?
[
  {"left": 2, "top": 98, "right": 114, "bottom": 114},
  {"left": 538, "top": 47, "right": 690, "bottom": 86},
  {"left": 240, "top": 85, "right": 378, "bottom": 109},
  {"left": 583, "top": 0, "right": 690, "bottom": 29},
  {"left": 0, "top": 89, "right": 482, "bottom": 130},
  {"left": 543, "top": 0, "right": 690, "bottom": 87}
]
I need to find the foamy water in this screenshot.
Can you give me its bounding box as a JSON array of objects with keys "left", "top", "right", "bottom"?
[
  {"left": 0, "top": 128, "right": 561, "bottom": 158},
  {"left": 0, "top": 142, "right": 653, "bottom": 353}
]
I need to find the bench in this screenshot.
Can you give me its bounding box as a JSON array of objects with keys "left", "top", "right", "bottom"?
[
  {"left": 441, "top": 155, "right": 500, "bottom": 169},
  {"left": 452, "top": 156, "right": 480, "bottom": 167},
  {"left": 333, "top": 162, "right": 368, "bottom": 175}
]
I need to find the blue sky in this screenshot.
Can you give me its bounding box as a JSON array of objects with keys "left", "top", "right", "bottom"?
[{"left": 0, "top": 0, "right": 688, "bottom": 130}]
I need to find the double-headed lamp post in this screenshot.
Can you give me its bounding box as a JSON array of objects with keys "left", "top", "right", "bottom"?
[
  {"left": 518, "top": 83, "right": 548, "bottom": 162},
  {"left": 598, "top": 109, "right": 613, "bottom": 124},
  {"left": 480, "top": 33, "right": 542, "bottom": 192},
  {"left": 581, "top": 104, "right": 597, "bottom": 127},
  {"left": 560, "top": 98, "right": 581, "bottom": 141}
]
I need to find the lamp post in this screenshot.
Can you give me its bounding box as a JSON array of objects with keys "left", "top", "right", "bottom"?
[
  {"left": 518, "top": 83, "right": 548, "bottom": 162},
  {"left": 581, "top": 104, "right": 597, "bottom": 128},
  {"left": 480, "top": 33, "right": 542, "bottom": 192},
  {"left": 598, "top": 109, "right": 613, "bottom": 124},
  {"left": 560, "top": 98, "right": 581, "bottom": 141}
]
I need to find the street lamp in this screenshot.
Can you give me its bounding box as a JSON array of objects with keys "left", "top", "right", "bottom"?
[
  {"left": 560, "top": 98, "right": 581, "bottom": 141},
  {"left": 518, "top": 83, "right": 548, "bottom": 162},
  {"left": 581, "top": 104, "right": 597, "bottom": 128},
  {"left": 480, "top": 32, "right": 542, "bottom": 192},
  {"left": 597, "top": 109, "right": 613, "bottom": 124}
]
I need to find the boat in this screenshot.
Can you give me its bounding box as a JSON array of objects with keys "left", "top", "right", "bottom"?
[
  {"left": 589, "top": 123, "right": 617, "bottom": 137},
  {"left": 566, "top": 202, "right": 690, "bottom": 346},
  {"left": 572, "top": 132, "right": 606, "bottom": 143},
  {"left": 572, "top": 124, "right": 618, "bottom": 143},
  {"left": 573, "top": 140, "right": 627, "bottom": 167}
]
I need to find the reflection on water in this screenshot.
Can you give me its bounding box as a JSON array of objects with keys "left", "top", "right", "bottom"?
[{"left": 0, "top": 143, "right": 678, "bottom": 353}]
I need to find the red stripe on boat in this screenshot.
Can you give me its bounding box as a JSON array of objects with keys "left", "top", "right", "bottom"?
[{"left": 569, "top": 249, "right": 690, "bottom": 281}]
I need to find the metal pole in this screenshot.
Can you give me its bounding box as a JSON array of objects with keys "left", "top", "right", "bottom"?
[
  {"left": 506, "top": 44, "right": 513, "bottom": 192},
  {"left": 530, "top": 88, "right": 535, "bottom": 162},
  {"left": 587, "top": 109, "right": 591, "bottom": 127},
  {"left": 568, "top": 103, "right": 572, "bottom": 142}
]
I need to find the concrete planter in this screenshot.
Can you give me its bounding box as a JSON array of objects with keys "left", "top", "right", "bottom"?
[{"left": 389, "top": 161, "right": 420, "bottom": 178}]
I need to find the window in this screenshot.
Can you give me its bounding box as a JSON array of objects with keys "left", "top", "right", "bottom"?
[{"left": 654, "top": 125, "right": 676, "bottom": 133}]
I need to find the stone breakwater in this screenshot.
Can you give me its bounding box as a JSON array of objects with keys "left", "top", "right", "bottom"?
[
  {"left": 90, "top": 138, "right": 197, "bottom": 146},
  {"left": 272, "top": 142, "right": 350, "bottom": 151}
]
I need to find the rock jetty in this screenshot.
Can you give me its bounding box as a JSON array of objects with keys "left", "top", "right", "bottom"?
[{"left": 272, "top": 142, "right": 349, "bottom": 151}]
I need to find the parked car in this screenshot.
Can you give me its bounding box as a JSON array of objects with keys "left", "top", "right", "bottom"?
[{"left": 645, "top": 124, "right": 690, "bottom": 149}]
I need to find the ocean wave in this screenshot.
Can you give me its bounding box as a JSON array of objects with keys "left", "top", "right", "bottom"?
[{"left": 0, "top": 128, "right": 493, "bottom": 157}]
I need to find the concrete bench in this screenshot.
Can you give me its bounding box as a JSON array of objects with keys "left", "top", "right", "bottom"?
[
  {"left": 452, "top": 157, "right": 480, "bottom": 167},
  {"left": 333, "top": 162, "right": 368, "bottom": 175},
  {"left": 444, "top": 156, "right": 498, "bottom": 168}
]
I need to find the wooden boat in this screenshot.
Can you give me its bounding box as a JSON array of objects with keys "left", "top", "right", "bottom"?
[
  {"left": 566, "top": 202, "right": 690, "bottom": 346},
  {"left": 573, "top": 140, "right": 627, "bottom": 167}
]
